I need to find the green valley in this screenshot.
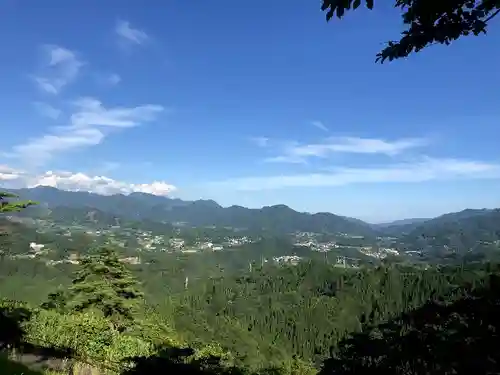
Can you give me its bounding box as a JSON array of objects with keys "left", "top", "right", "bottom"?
[{"left": 1, "top": 189, "right": 500, "bottom": 374}]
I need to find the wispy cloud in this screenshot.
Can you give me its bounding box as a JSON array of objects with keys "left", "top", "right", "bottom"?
[
  {"left": 0, "top": 165, "right": 23, "bottom": 181},
  {"left": 210, "top": 157, "right": 500, "bottom": 191},
  {"left": 249, "top": 137, "right": 269, "bottom": 147},
  {"left": 0, "top": 166, "right": 176, "bottom": 196},
  {"left": 12, "top": 128, "right": 105, "bottom": 165},
  {"left": 115, "top": 20, "right": 149, "bottom": 46},
  {"left": 311, "top": 121, "right": 328, "bottom": 132},
  {"left": 10, "top": 97, "right": 164, "bottom": 165},
  {"left": 33, "top": 102, "right": 61, "bottom": 119},
  {"left": 94, "top": 73, "right": 121, "bottom": 86},
  {"left": 264, "top": 136, "right": 428, "bottom": 164},
  {"left": 107, "top": 73, "right": 121, "bottom": 85},
  {"left": 32, "top": 45, "right": 84, "bottom": 95},
  {"left": 70, "top": 97, "right": 163, "bottom": 128}
]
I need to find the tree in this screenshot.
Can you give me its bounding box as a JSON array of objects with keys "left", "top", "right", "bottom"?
[
  {"left": 0, "top": 192, "right": 37, "bottom": 260},
  {"left": 0, "top": 192, "right": 37, "bottom": 213},
  {"left": 321, "top": 0, "right": 500, "bottom": 63},
  {"left": 41, "top": 287, "right": 69, "bottom": 312},
  {"left": 65, "top": 246, "right": 144, "bottom": 332}
]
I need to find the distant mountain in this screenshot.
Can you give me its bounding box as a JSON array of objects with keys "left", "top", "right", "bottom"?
[
  {"left": 374, "top": 218, "right": 431, "bottom": 236},
  {"left": 8, "top": 187, "right": 376, "bottom": 236},
  {"left": 428, "top": 208, "right": 495, "bottom": 224},
  {"left": 375, "top": 218, "right": 430, "bottom": 228},
  {"left": 400, "top": 208, "right": 500, "bottom": 253}
]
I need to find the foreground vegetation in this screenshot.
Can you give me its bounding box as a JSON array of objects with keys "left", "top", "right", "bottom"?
[
  {"left": 2, "top": 251, "right": 500, "bottom": 374},
  {"left": 2, "top": 192, "right": 500, "bottom": 374}
]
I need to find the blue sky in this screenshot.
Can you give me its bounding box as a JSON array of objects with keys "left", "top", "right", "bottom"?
[{"left": 1, "top": 0, "right": 500, "bottom": 223}]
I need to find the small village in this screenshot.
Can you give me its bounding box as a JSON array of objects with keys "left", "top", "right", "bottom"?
[{"left": 6, "top": 216, "right": 406, "bottom": 268}]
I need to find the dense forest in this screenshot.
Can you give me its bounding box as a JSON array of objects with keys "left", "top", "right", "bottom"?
[
  {"left": 2, "top": 192, "right": 500, "bottom": 374},
  {"left": 1, "top": 247, "right": 500, "bottom": 374}
]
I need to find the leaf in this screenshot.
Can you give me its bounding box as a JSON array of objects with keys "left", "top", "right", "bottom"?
[{"left": 337, "top": 5, "right": 345, "bottom": 18}]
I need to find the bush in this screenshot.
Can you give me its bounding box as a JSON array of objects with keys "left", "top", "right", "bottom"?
[{"left": 23, "top": 309, "right": 153, "bottom": 368}]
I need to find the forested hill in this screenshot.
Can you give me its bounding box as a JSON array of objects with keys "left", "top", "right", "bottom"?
[
  {"left": 400, "top": 209, "right": 500, "bottom": 253},
  {"left": 3, "top": 189, "right": 500, "bottom": 374},
  {"left": 372, "top": 218, "right": 431, "bottom": 235},
  {"left": 7, "top": 187, "right": 500, "bottom": 246},
  {"left": 2, "top": 249, "right": 500, "bottom": 374},
  {"left": 9, "top": 187, "right": 376, "bottom": 236}
]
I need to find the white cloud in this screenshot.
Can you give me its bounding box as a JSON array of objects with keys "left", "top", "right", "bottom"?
[
  {"left": 10, "top": 97, "right": 164, "bottom": 165},
  {"left": 115, "top": 20, "right": 149, "bottom": 45},
  {"left": 264, "top": 136, "right": 427, "bottom": 164},
  {"left": 13, "top": 128, "right": 105, "bottom": 164},
  {"left": 70, "top": 97, "right": 163, "bottom": 128},
  {"left": 249, "top": 137, "right": 269, "bottom": 147},
  {"left": 0, "top": 167, "right": 176, "bottom": 196},
  {"left": 210, "top": 157, "right": 500, "bottom": 191},
  {"left": 32, "top": 45, "right": 84, "bottom": 95},
  {"left": 0, "top": 165, "right": 23, "bottom": 181},
  {"left": 311, "top": 121, "right": 328, "bottom": 132},
  {"left": 33, "top": 102, "right": 61, "bottom": 119}
]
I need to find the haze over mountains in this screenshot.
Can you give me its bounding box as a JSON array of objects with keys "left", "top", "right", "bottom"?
[
  {"left": 4, "top": 186, "right": 499, "bottom": 242},
  {"left": 8, "top": 186, "right": 375, "bottom": 235},
  {"left": 374, "top": 218, "right": 430, "bottom": 228}
]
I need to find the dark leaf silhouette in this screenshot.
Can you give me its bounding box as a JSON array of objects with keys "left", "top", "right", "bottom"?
[{"left": 320, "top": 0, "right": 500, "bottom": 62}]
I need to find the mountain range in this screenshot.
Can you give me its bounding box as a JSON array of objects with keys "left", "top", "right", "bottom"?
[
  {"left": 4, "top": 187, "right": 500, "bottom": 243},
  {"left": 7, "top": 187, "right": 377, "bottom": 235}
]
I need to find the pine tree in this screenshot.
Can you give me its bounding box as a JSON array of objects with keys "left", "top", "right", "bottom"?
[
  {"left": 40, "top": 286, "right": 69, "bottom": 312},
  {"left": 0, "top": 192, "right": 37, "bottom": 260},
  {"left": 66, "top": 246, "right": 144, "bottom": 332},
  {"left": 0, "top": 192, "right": 37, "bottom": 213}
]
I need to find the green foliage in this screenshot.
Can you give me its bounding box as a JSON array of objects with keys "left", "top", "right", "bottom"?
[
  {"left": 173, "top": 262, "right": 488, "bottom": 364},
  {"left": 321, "top": 0, "right": 500, "bottom": 62},
  {"left": 1, "top": 246, "right": 497, "bottom": 371},
  {"left": 0, "top": 192, "right": 37, "bottom": 213},
  {"left": 63, "top": 246, "right": 144, "bottom": 332},
  {"left": 319, "top": 273, "right": 500, "bottom": 374},
  {"left": 0, "top": 193, "right": 37, "bottom": 259},
  {"left": 1, "top": 300, "right": 238, "bottom": 374},
  {"left": 41, "top": 287, "right": 69, "bottom": 312},
  {"left": 400, "top": 208, "right": 500, "bottom": 255},
  {"left": 24, "top": 308, "right": 151, "bottom": 364},
  {"left": 2, "top": 218, "right": 500, "bottom": 374}
]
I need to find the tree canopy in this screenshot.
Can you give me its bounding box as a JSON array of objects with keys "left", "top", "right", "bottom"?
[
  {"left": 64, "top": 246, "right": 144, "bottom": 332},
  {"left": 0, "top": 192, "right": 37, "bottom": 213},
  {"left": 321, "top": 0, "right": 500, "bottom": 62}
]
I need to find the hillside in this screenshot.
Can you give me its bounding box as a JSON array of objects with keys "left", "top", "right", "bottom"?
[
  {"left": 400, "top": 209, "right": 500, "bottom": 254},
  {"left": 10, "top": 187, "right": 376, "bottom": 236},
  {"left": 3, "top": 189, "right": 500, "bottom": 374},
  {"left": 375, "top": 218, "right": 430, "bottom": 228},
  {"left": 7, "top": 187, "right": 500, "bottom": 262},
  {"left": 374, "top": 218, "right": 431, "bottom": 236}
]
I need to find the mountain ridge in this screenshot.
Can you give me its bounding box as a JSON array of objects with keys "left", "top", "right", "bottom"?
[
  {"left": 374, "top": 218, "right": 430, "bottom": 228},
  {"left": 6, "top": 186, "right": 376, "bottom": 235},
  {"left": 5, "top": 187, "right": 500, "bottom": 241}
]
